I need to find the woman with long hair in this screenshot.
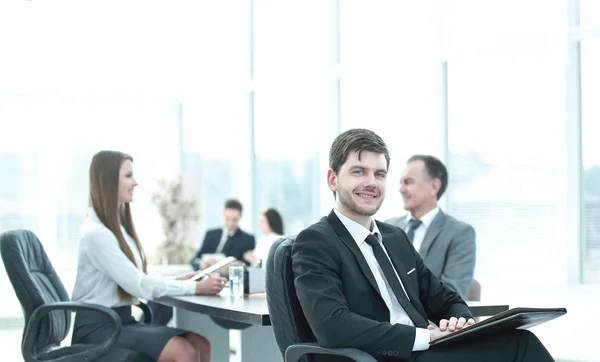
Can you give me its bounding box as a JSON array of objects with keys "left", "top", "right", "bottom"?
[
  {"left": 243, "top": 208, "right": 284, "bottom": 267},
  {"left": 71, "top": 150, "right": 224, "bottom": 362}
]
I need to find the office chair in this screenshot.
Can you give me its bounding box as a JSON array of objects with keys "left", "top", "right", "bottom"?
[
  {"left": 0, "top": 229, "right": 153, "bottom": 362},
  {"left": 265, "top": 236, "right": 377, "bottom": 362},
  {"left": 466, "top": 279, "right": 482, "bottom": 322},
  {"left": 466, "top": 279, "right": 481, "bottom": 302}
]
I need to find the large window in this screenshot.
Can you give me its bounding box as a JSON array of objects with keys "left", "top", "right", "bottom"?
[
  {"left": 579, "top": 0, "right": 600, "bottom": 29},
  {"left": 0, "top": 96, "right": 181, "bottom": 316},
  {"left": 182, "top": 89, "right": 253, "bottom": 235},
  {"left": 180, "top": 2, "right": 252, "bottom": 237},
  {"left": 442, "top": 0, "right": 565, "bottom": 54},
  {"left": 445, "top": 46, "right": 566, "bottom": 288},
  {"left": 581, "top": 38, "right": 600, "bottom": 284},
  {"left": 339, "top": 2, "right": 441, "bottom": 219},
  {"left": 252, "top": 0, "right": 338, "bottom": 234}
]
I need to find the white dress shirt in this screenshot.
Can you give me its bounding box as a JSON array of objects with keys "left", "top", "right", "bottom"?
[
  {"left": 71, "top": 208, "right": 197, "bottom": 307},
  {"left": 253, "top": 232, "right": 282, "bottom": 263},
  {"left": 406, "top": 207, "right": 440, "bottom": 252},
  {"left": 333, "top": 209, "right": 431, "bottom": 351}
]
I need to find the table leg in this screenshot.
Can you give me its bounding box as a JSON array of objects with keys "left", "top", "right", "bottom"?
[
  {"left": 173, "top": 307, "right": 231, "bottom": 362},
  {"left": 239, "top": 324, "right": 282, "bottom": 362}
]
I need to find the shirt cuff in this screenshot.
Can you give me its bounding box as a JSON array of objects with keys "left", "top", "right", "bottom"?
[
  {"left": 182, "top": 280, "right": 197, "bottom": 295},
  {"left": 412, "top": 328, "right": 431, "bottom": 351}
]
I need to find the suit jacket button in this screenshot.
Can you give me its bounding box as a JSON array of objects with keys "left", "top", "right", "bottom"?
[
  {"left": 382, "top": 350, "right": 387, "bottom": 356},
  {"left": 394, "top": 351, "right": 399, "bottom": 356},
  {"left": 376, "top": 349, "right": 382, "bottom": 355}
]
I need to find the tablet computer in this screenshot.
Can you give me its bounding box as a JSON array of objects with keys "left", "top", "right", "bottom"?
[
  {"left": 188, "top": 256, "right": 237, "bottom": 281},
  {"left": 430, "top": 307, "right": 567, "bottom": 347}
]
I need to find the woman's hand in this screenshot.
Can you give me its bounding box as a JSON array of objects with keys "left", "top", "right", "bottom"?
[
  {"left": 175, "top": 271, "right": 201, "bottom": 280},
  {"left": 195, "top": 273, "right": 227, "bottom": 295}
]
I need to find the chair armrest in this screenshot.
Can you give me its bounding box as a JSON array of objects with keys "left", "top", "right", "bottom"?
[
  {"left": 134, "top": 301, "right": 153, "bottom": 324},
  {"left": 285, "top": 343, "right": 377, "bottom": 362},
  {"left": 22, "top": 302, "right": 122, "bottom": 362}
]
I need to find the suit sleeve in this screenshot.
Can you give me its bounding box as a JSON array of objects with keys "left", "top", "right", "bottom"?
[
  {"left": 439, "top": 224, "right": 476, "bottom": 298},
  {"left": 292, "top": 228, "right": 419, "bottom": 360},
  {"left": 238, "top": 234, "right": 256, "bottom": 264},
  {"left": 245, "top": 235, "right": 256, "bottom": 254},
  {"left": 410, "top": 233, "right": 472, "bottom": 322}
]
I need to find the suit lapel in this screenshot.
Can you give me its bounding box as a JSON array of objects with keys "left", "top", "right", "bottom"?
[
  {"left": 380, "top": 230, "right": 421, "bottom": 306},
  {"left": 326, "top": 211, "right": 381, "bottom": 296},
  {"left": 398, "top": 215, "right": 409, "bottom": 229},
  {"left": 419, "top": 211, "right": 445, "bottom": 257}
]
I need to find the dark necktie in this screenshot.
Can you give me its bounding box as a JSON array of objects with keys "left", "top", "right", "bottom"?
[
  {"left": 364, "top": 233, "right": 428, "bottom": 328},
  {"left": 406, "top": 219, "right": 422, "bottom": 243},
  {"left": 216, "top": 234, "right": 230, "bottom": 254}
]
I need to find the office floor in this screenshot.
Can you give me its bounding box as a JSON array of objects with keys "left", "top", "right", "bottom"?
[
  {"left": 0, "top": 327, "right": 592, "bottom": 362},
  {"left": 1, "top": 327, "right": 23, "bottom": 361},
  {"left": 0, "top": 327, "right": 240, "bottom": 362}
]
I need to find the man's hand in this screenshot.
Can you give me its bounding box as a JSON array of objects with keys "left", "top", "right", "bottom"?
[
  {"left": 438, "top": 317, "right": 476, "bottom": 332},
  {"left": 195, "top": 273, "right": 227, "bottom": 295},
  {"left": 427, "top": 325, "right": 452, "bottom": 342},
  {"left": 243, "top": 250, "right": 258, "bottom": 265}
]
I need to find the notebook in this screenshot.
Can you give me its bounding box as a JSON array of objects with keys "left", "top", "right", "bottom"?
[{"left": 429, "top": 307, "right": 567, "bottom": 347}]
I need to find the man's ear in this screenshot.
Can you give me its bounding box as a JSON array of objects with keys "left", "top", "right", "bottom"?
[
  {"left": 431, "top": 178, "right": 442, "bottom": 196},
  {"left": 327, "top": 169, "right": 337, "bottom": 192}
]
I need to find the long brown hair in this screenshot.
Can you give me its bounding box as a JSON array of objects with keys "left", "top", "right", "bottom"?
[{"left": 88, "top": 150, "right": 147, "bottom": 301}]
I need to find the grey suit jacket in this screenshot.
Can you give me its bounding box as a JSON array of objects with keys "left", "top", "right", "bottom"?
[{"left": 386, "top": 210, "right": 476, "bottom": 298}]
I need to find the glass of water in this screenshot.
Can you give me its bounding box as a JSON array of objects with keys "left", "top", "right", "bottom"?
[{"left": 229, "top": 265, "right": 244, "bottom": 299}]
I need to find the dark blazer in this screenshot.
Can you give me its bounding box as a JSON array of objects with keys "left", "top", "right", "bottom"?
[
  {"left": 190, "top": 228, "right": 255, "bottom": 270},
  {"left": 386, "top": 210, "right": 476, "bottom": 298},
  {"left": 292, "top": 211, "right": 472, "bottom": 361}
]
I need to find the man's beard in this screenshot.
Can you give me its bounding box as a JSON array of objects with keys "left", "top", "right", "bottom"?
[{"left": 338, "top": 186, "right": 384, "bottom": 216}]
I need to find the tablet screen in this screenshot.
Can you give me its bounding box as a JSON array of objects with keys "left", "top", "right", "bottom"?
[{"left": 189, "top": 256, "right": 237, "bottom": 281}]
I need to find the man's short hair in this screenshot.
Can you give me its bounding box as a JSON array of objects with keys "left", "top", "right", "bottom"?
[
  {"left": 329, "top": 129, "right": 390, "bottom": 198},
  {"left": 407, "top": 155, "right": 448, "bottom": 200},
  {"left": 224, "top": 199, "right": 243, "bottom": 214},
  {"left": 329, "top": 128, "right": 390, "bottom": 175}
]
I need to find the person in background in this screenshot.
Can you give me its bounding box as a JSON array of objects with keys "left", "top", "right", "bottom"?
[
  {"left": 71, "top": 150, "right": 226, "bottom": 362},
  {"left": 386, "top": 155, "right": 476, "bottom": 298},
  {"left": 244, "top": 208, "right": 285, "bottom": 267},
  {"left": 190, "top": 199, "right": 255, "bottom": 271}
]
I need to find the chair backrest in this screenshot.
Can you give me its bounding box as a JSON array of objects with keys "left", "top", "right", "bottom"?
[
  {"left": 265, "top": 236, "right": 316, "bottom": 359},
  {"left": 466, "top": 278, "right": 481, "bottom": 302},
  {"left": 0, "top": 230, "right": 71, "bottom": 352}
]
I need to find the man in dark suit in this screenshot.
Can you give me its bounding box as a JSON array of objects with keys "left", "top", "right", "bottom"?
[
  {"left": 292, "top": 128, "right": 553, "bottom": 361},
  {"left": 190, "top": 199, "right": 255, "bottom": 271},
  {"left": 386, "top": 155, "right": 476, "bottom": 298}
]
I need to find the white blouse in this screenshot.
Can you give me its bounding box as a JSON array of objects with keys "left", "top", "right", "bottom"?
[
  {"left": 253, "top": 232, "right": 283, "bottom": 263},
  {"left": 71, "top": 209, "right": 197, "bottom": 307}
]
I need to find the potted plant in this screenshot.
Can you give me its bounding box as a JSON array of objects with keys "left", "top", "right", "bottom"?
[{"left": 151, "top": 174, "right": 199, "bottom": 266}]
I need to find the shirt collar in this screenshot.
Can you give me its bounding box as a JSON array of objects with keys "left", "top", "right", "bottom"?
[
  {"left": 409, "top": 206, "right": 440, "bottom": 229},
  {"left": 223, "top": 227, "right": 236, "bottom": 237},
  {"left": 333, "top": 208, "right": 382, "bottom": 247}
]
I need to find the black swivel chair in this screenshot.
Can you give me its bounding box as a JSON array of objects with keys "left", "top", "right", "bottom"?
[
  {"left": 266, "top": 236, "right": 377, "bottom": 362},
  {"left": 0, "top": 229, "right": 153, "bottom": 362}
]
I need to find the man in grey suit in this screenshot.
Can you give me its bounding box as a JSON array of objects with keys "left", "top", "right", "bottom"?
[{"left": 386, "top": 155, "right": 476, "bottom": 298}]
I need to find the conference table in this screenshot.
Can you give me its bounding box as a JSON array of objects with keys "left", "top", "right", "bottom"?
[{"left": 156, "top": 290, "right": 509, "bottom": 362}]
